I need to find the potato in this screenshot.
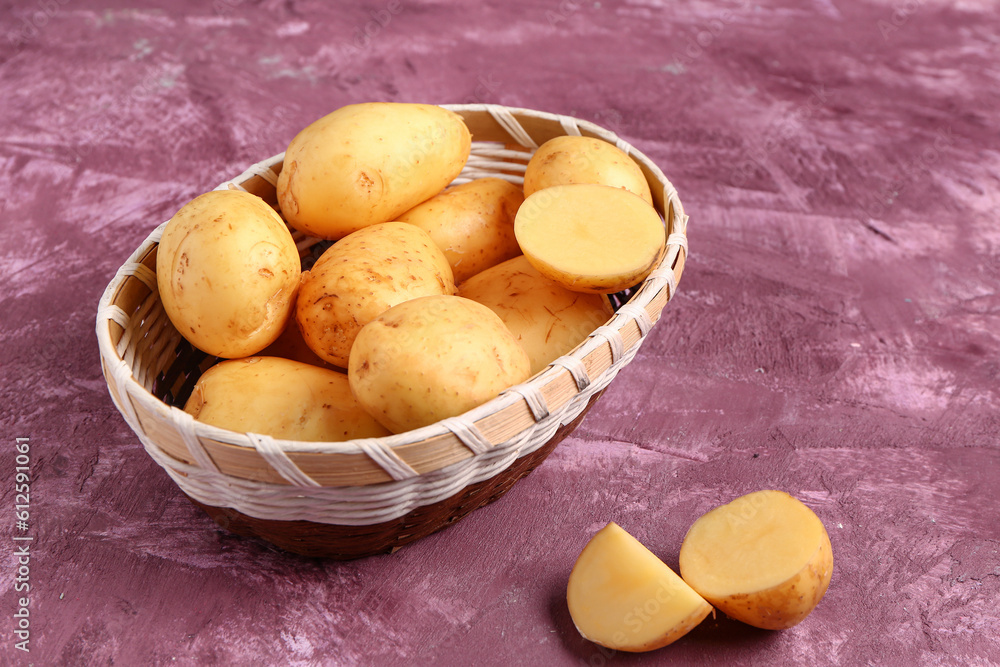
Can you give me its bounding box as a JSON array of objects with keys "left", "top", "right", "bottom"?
[
  {"left": 156, "top": 190, "right": 300, "bottom": 359},
  {"left": 184, "top": 357, "right": 390, "bottom": 441},
  {"left": 258, "top": 314, "right": 336, "bottom": 370},
  {"left": 678, "top": 490, "right": 834, "bottom": 630},
  {"left": 296, "top": 222, "right": 455, "bottom": 368},
  {"left": 277, "top": 103, "right": 472, "bottom": 239},
  {"left": 514, "top": 184, "right": 665, "bottom": 294},
  {"left": 396, "top": 177, "right": 523, "bottom": 283},
  {"left": 348, "top": 295, "right": 530, "bottom": 433},
  {"left": 523, "top": 135, "right": 653, "bottom": 205},
  {"left": 567, "top": 522, "right": 713, "bottom": 652},
  {"left": 458, "top": 256, "right": 613, "bottom": 375}
]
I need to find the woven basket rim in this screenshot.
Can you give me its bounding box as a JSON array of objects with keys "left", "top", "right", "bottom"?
[{"left": 95, "top": 103, "right": 688, "bottom": 492}]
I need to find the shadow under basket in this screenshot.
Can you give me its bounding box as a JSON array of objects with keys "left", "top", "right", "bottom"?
[{"left": 95, "top": 104, "right": 689, "bottom": 559}]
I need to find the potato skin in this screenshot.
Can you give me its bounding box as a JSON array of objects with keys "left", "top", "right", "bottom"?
[
  {"left": 523, "top": 135, "right": 653, "bottom": 205},
  {"left": 259, "top": 314, "right": 336, "bottom": 370},
  {"left": 348, "top": 295, "right": 531, "bottom": 433},
  {"left": 156, "top": 190, "right": 300, "bottom": 359},
  {"left": 296, "top": 222, "right": 456, "bottom": 368},
  {"left": 277, "top": 103, "right": 472, "bottom": 239},
  {"left": 184, "top": 357, "right": 390, "bottom": 442},
  {"left": 397, "top": 177, "right": 524, "bottom": 283},
  {"left": 458, "top": 256, "right": 613, "bottom": 375}
]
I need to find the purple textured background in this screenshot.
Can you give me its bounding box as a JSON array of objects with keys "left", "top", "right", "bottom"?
[{"left": 2, "top": 0, "right": 999, "bottom": 664}]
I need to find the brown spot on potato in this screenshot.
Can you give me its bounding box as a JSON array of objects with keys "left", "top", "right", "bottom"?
[{"left": 358, "top": 171, "right": 375, "bottom": 193}]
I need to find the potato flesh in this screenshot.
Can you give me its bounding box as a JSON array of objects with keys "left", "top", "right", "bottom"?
[
  {"left": 184, "top": 357, "right": 390, "bottom": 442},
  {"left": 458, "top": 256, "right": 613, "bottom": 375},
  {"left": 397, "top": 177, "right": 524, "bottom": 283},
  {"left": 514, "top": 184, "right": 665, "bottom": 294},
  {"left": 567, "top": 523, "right": 712, "bottom": 652},
  {"left": 523, "top": 135, "right": 654, "bottom": 205},
  {"left": 678, "top": 490, "right": 834, "bottom": 629}
]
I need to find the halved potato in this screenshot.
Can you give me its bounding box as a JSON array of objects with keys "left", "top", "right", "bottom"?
[
  {"left": 567, "top": 522, "right": 713, "bottom": 652},
  {"left": 678, "top": 490, "right": 834, "bottom": 630},
  {"left": 514, "top": 184, "right": 665, "bottom": 294}
]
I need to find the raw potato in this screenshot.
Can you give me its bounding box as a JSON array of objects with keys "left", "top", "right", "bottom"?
[
  {"left": 458, "top": 256, "right": 613, "bottom": 375},
  {"left": 523, "top": 135, "right": 653, "bottom": 205},
  {"left": 567, "top": 523, "right": 713, "bottom": 652},
  {"left": 184, "top": 357, "right": 390, "bottom": 441},
  {"left": 514, "top": 184, "right": 665, "bottom": 294},
  {"left": 259, "top": 315, "right": 336, "bottom": 370},
  {"left": 156, "top": 190, "right": 300, "bottom": 359},
  {"left": 397, "top": 177, "right": 524, "bottom": 283},
  {"left": 348, "top": 295, "right": 531, "bottom": 433},
  {"left": 296, "top": 222, "right": 456, "bottom": 368},
  {"left": 277, "top": 103, "right": 472, "bottom": 239},
  {"left": 678, "top": 490, "right": 834, "bottom": 630}
]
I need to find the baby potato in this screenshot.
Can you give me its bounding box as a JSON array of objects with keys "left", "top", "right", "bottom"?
[
  {"left": 523, "top": 135, "right": 653, "bottom": 205},
  {"left": 277, "top": 103, "right": 472, "bottom": 239},
  {"left": 296, "top": 222, "right": 455, "bottom": 368},
  {"left": 678, "top": 490, "right": 834, "bottom": 630},
  {"left": 348, "top": 295, "right": 531, "bottom": 434},
  {"left": 458, "top": 256, "right": 613, "bottom": 375},
  {"left": 184, "top": 356, "right": 390, "bottom": 441},
  {"left": 397, "top": 177, "right": 524, "bottom": 283},
  {"left": 156, "top": 190, "right": 300, "bottom": 359}
]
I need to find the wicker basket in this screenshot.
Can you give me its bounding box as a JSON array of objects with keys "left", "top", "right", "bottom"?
[{"left": 95, "top": 104, "right": 689, "bottom": 559}]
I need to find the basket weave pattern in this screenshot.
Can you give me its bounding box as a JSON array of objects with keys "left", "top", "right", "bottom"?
[{"left": 95, "top": 104, "right": 688, "bottom": 557}]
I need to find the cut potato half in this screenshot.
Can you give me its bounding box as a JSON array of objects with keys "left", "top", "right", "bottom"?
[
  {"left": 678, "top": 490, "right": 834, "bottom": 630},
  {"left": 567, "top": 523, "right": 713, "bottom": 652},
  {"left": 514, "top": 184, "right": 665, "bottom": 294}
]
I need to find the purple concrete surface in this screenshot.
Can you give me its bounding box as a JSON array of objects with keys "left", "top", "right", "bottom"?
[{"left": 1, "top": 0, "right": 998, "bottom": 664}]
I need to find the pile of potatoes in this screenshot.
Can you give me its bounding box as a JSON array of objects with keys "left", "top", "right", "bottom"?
[{"left": 155, "top": 102, "right": 667, "bottom": 441}]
